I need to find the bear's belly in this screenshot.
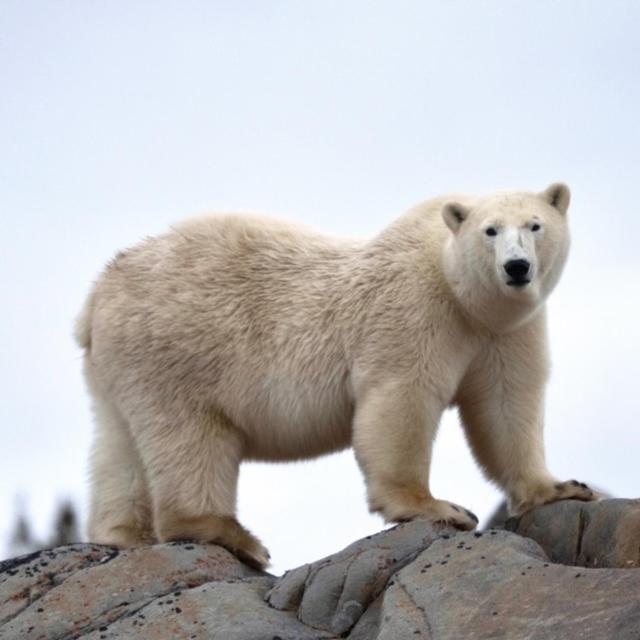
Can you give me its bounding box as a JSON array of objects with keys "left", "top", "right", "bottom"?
[{"left": 223, "top": 371, "right": 355, "bottom": 462}]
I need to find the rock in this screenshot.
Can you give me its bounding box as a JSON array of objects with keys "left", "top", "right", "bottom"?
[
  {"left": 0, "top": 542, "right": 267, "bottom": 639},
  {"left": 506, "top": 498, "right": 640, "bottom": 568},
  {"left": 353, "top": 529, "right": 640, "bottom": 640},
  {"left": 266, "top": 519, "right": 457, "bottom": 635},
  {"left": 1, "top": 499, "right": 639, "bottom": 639},
  {"left": 79, "top": 578, "right": 334, "bottom": 640},
  {"left": 0, "top": 544, "right": 114, "bottom": 627}
]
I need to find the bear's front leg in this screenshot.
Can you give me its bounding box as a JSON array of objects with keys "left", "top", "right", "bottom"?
[
  {"left": 352, "top": 380, "right": 478, "bottom": 531},
  {"left": 507, "top": 478, "right": 597, "bottom": 515},
  {"left": 456, "top": 316, "right": 598, "bottom": 517}
]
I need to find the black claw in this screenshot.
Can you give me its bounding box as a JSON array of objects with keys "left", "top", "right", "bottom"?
[{"left": 464, "top": 508, "right": 479, "bottom": 524}]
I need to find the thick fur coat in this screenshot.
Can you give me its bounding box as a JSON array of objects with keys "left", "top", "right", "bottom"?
[{"left": 77, "top": 183, "right": 595, "bottom": 568}]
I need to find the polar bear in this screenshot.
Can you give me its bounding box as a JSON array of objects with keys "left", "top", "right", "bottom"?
[{"left": 76, "top": 183, "right": 596, "bottom": 568}]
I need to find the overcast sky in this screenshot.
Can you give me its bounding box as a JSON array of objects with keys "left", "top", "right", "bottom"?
[{"left": 1, "top": 1, "right": 639, "bottom": 575}]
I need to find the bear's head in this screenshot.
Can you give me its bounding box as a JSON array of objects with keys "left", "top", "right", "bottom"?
[{"left": 441, "top": 183, "right": 571, "bottom": 331}]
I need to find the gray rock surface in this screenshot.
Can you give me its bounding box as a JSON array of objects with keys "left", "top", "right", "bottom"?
[
  {"left": 265, "top": 519, "right": 457, "bottom": 635},
  {"left": 0, "top": 542, "right": 268, "bottom": 639},
  {"left": 1, "top": 498, "right": 639, "bottom": 639},
  {"left": 80, "top": 578, "right": 333, "bottom": 640},
  {"left": 353, "top": 529, "right": 640, "bottom": 639},
  {"left": 506, "top": 498, "right": 640, "bottom": 568}
]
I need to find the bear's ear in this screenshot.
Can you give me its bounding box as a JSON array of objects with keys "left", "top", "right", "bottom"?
[
  {"left": 442, "top": 202, "right": 470, "bottom": 233},
  {"left": 541, "top": 182, "right": 571, "bottom": 215}
]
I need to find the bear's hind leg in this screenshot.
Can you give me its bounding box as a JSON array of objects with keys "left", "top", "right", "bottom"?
[
  {"left": 88, "top": 392, "right": 155, "bottom": 547},
  {"left": 134, "top": 408, "right": 270, "bottom": 570}
]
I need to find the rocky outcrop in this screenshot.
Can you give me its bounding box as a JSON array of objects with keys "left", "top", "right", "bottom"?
[
  {"left": 506, "top": 497, "right": 640, "bottom": 568},
  {"left": 1, "top": 498, "right": 639, "bottom": 639},
  {"left": 265, "top": 518, "right": 448, "bottom": 635},
  {"left": 349, "top": 530, "right": 640, "bottom": 640}
]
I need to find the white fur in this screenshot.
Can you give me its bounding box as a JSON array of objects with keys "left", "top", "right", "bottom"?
[{"left": 77, "top": 182, "right": 595, "bottom": 568}]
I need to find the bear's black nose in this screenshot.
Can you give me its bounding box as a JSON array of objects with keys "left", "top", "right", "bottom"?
[{"left": 504, "top": 259, "right": 530, "bottom": 281}]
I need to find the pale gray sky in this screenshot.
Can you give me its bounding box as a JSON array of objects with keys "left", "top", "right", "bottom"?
[{"left": 1, "top": 1, "right": 639, "bottom": 574}]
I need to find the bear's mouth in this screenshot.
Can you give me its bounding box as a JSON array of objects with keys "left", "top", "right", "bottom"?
[{"left": 506, "top": 278, "right": 531, "bottom": 288}]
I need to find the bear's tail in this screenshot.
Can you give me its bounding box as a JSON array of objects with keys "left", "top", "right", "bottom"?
[{"left": 74, "top": 287, "right": 96, "bottom": 351}]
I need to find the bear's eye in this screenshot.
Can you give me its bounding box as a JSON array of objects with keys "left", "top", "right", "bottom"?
[
  {"left": 485, "top": 227, "right": 498, "bottom": 237},
  {"left": 531, "top": 223, "right": 541, "bottom": 232}
]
